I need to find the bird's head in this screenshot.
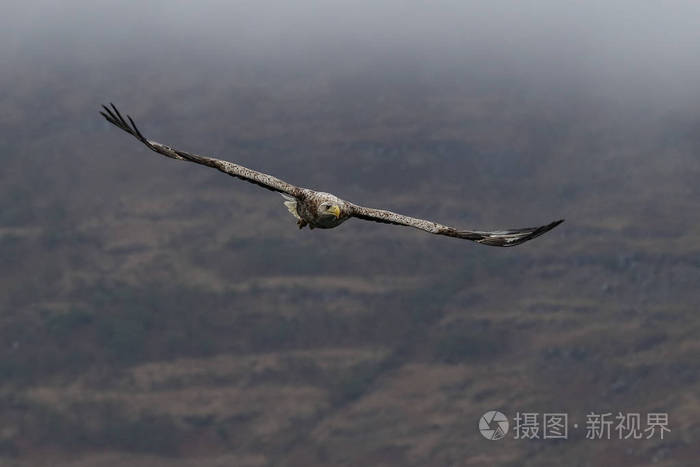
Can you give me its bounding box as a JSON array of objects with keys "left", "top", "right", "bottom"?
[{"left": 319, "top": 201, "right": 342, "bottom": 219}]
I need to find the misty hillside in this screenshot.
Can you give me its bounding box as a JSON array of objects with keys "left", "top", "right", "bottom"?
[{"left": 1, "top": 2, "right": 699, "bottom": 466}]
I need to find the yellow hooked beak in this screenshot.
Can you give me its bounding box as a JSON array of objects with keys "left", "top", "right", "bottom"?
[{"left": 329, "top": 205, "right": 341, "bottom": 219}]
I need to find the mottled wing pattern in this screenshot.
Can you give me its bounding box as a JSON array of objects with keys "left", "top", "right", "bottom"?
[
  {"left": 99, "top": 104, "right": 303, "bottom": 197},
  {"left": 350, "top": 204, "right": 563, "bottom": 247}
]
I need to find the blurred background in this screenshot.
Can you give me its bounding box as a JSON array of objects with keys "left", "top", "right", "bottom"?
[{"left": 1, "top": 1, "right": 699, "bottom": 465}]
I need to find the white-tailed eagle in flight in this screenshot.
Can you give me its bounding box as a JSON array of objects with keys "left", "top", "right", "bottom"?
[{"left": 100, "top": 104, "right": 563, "bottom": 247}]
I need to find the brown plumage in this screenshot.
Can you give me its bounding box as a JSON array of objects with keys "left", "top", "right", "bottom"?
[{"left": 100, "top": 104, "right": 563, "bottom": 247}]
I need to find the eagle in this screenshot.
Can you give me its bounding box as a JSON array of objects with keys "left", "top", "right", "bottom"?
[{"left": 100, "top": 104, "right": 563, "bottom": 247}]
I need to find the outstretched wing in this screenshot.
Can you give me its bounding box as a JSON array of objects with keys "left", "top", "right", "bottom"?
[
  {"left": 99, "top": 103, "right": 303, "bottom": 197},
  {"left": 350, "top": 204, "right": 563, "bottom": 247}
]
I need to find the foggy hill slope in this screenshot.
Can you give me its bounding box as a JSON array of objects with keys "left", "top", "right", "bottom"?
[{"left": 1, "top": 2, "right": 700, "bottom": 465}]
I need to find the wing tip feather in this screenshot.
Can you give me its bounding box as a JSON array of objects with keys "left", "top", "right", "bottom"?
[
  {"left": 99, "top": 102, "right": 155, "bottom": 149},
  {"left": 483, "top": 218, "right": 564, "bottom": 247}
]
